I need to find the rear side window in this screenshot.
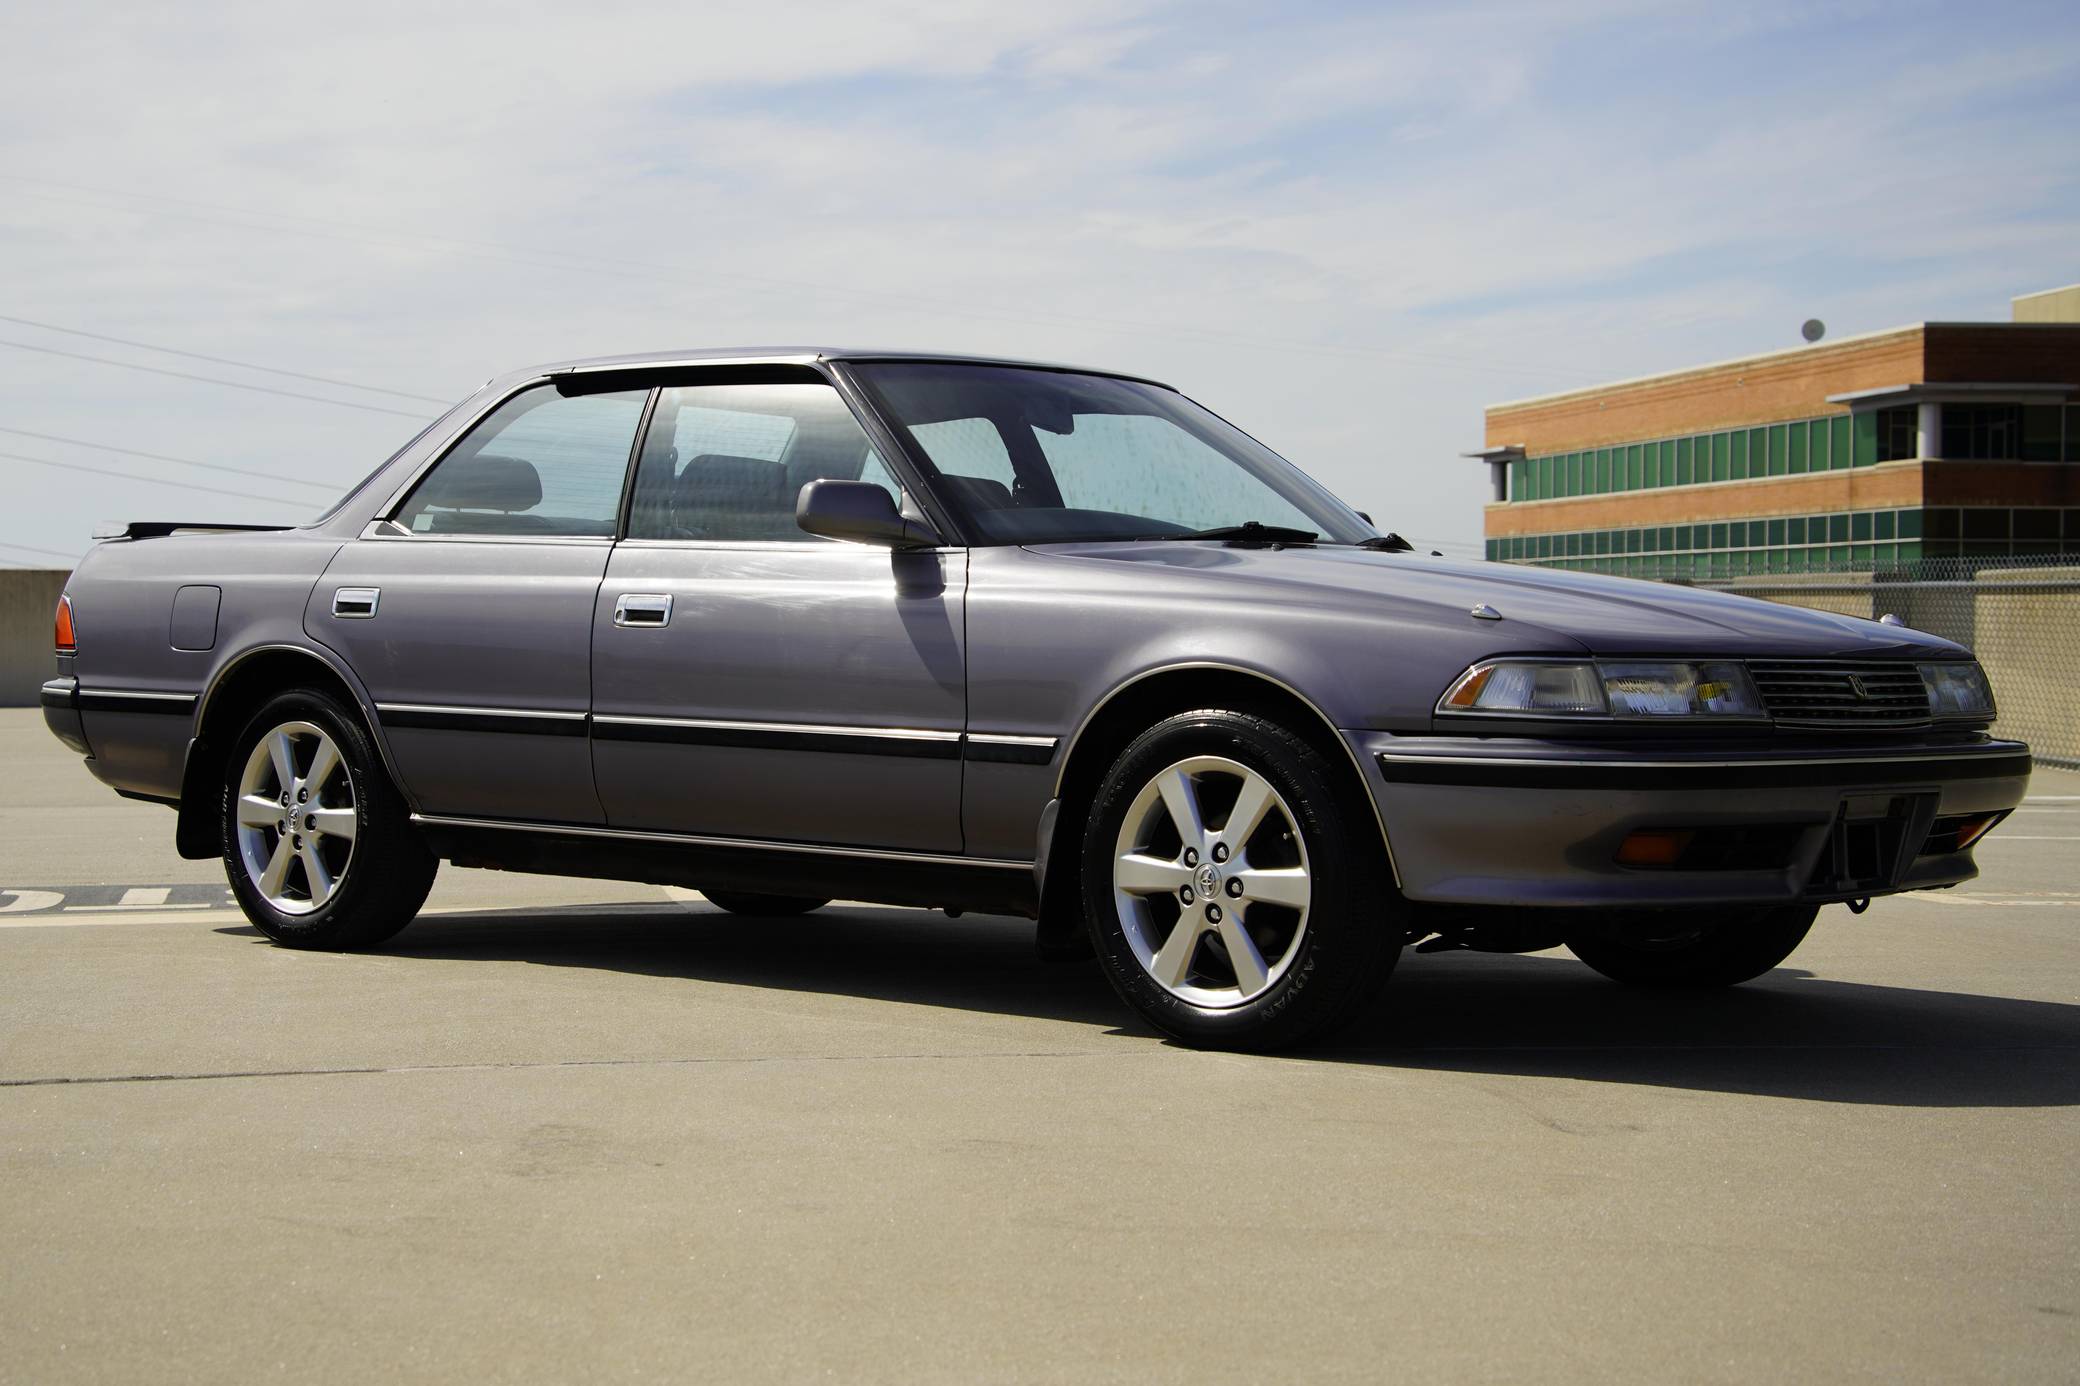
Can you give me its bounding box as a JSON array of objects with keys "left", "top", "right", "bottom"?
[
  {"left": 394, "top": 387, "right": 647, "bottom": 537},
  {"left": 627, "top": 382, "right": 892, "bottom": 542}
]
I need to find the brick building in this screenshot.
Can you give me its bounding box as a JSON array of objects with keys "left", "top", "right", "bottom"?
[{"left": 1469, "top": 287, "right": 2080, "bottom": 576}]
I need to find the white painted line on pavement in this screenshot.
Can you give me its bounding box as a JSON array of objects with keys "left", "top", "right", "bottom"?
[
  {"left": 63, "top": 902, "right": 213, "bottom": 912},
  {"left": 0, "top": 910, "right": 243, "bottom": 929}
]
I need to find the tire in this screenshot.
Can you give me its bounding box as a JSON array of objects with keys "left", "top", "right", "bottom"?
[
  {"left": 1564, "top": 904, "right": 1818, "bottom": 988},
  {"left": 700, "top": 891, "right": 829, "bottom": 916},
  {"left": 1081, "top": 709, "right": 1401, "bottom": 1051},
  {"left": 221, "top": 688, "right": 436, "bottom": 949}
]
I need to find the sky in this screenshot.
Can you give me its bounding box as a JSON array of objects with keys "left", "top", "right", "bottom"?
[{"left": 1, "top": 0, "right": 2076, "bottom": 566}]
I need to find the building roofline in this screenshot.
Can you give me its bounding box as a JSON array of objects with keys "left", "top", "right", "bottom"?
[{"left": 1485, "top": 324, "right": 1926, "bottom": 415}]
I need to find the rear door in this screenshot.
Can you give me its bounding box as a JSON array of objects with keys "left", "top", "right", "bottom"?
[
  {"left": 311, "top": 382, "right": 649, "bottom": 824},
  {"left": 588, "top": 371, "right": 967, "bottom": 852}
]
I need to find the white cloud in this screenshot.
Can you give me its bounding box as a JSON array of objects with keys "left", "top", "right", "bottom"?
[{"left": 0, "top": 0, "right": 2074, "bottom": 563}]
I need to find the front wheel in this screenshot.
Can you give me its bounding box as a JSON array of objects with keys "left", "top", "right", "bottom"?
[
  {"left": 1081, "top": 710, "right": 1401, "bottom": 1051},
  {"left": 1564, "top": 904, "right": 1818, "bottom": 988},
  {"left": 222, "top": 689, "right": 436, "bottom": 949}
]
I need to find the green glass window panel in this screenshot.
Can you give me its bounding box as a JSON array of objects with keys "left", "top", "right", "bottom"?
[
  {"left": 1830, "top": 545, "right": 1851, "bottom": 564},
  {"left": 1787, "top": 421, "right": 1807, "bottom": 474},
  {"left": 1830, "top": 415, "right": 1852, "bottom": 469},
  {"left": 1728, "top": 431, "right": 1747, "bottom": 480},
  {"left": 2021, "top": 406, "right": 2062, "bottom": 462},
  {"left": 1768, "top": 424, "right": 1788, "bottom": 477},
  {"left": 1896, "top": 540, "right": 1921, "bottom": 564},
  {"left": 1790, "top": 516, "right": 1808, "bottom": 544},
  {"left": 1828, "top": 514, "right": 1849, "bottom": 543},
  {"left": 1808, "top": 420, "right": 1827, "bottom": 470},
  {"left": 1560, "top": 454, "right": 1575, "bottom": 498},
  {"left": 1657, "top": 525, "right": 1674, "bottom": 551},
  {"left": 1656, "top": 440, "right": 1674, "bottom": 487},
  {"left": 1707, "top": 433, "right": 1725, "bottom": 481},
  {"left": 1515, "top": 459, "right": 1532, "bottom": 500},
  {"left": 1537, "top": 534, "right": 1552, "bottom": 557},
  {"left": 1747, "top": 427, "right": 1768, "bottom": 479},
  {"left": 1852, "top": 411, "right": 1878, "bottom": 467},
  {"left": 1752, "top": 520, "right": 1770, "bottom": 546},
  {"left": 1766, "top": 518, "right": 1785, "bottom": 545},
  {"left": 1675, "top": 437, "right": 1694, "bottom": 485},
  {"left": 1565, "top": 532, "right": 1581, "bottom": 556},
  {"left": 1851, "top": 511, "right": 1873, "bottom": 541},
  {"left": 1625, "top": 445, "right": 1641, "bottom": 490},
  {"left": 1875, "top": 511, "right": 1895, "bottom": 540},
  {"left": 1709, "top": 522, "right": 1728, "bottom": 549},
  {"left": 1872, "top": 543, "right": 1895, "bottom": 566},
  {"left": 1852, "top": 545, "right": 1872, "bottom": 565},
  {"left": 2068, "top": 407, "right": 2080, "bottom": 463},
  {"left": 1595, "top": 449, "right": 1611, "bottom": 492},
  {"left": 1485, "top": 539, "right": 1497, "bottom": 560},
  {"left": 1898, "top": 509, "right": 1922, "bottom": 539}
]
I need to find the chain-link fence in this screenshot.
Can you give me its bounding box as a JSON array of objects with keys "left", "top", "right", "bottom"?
[{"left": 1688, "top": 556, "right": 2080, "bottom": 766}]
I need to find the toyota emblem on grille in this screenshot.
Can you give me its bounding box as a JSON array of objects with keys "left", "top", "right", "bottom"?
[{"left": 1847, "top": 674, "right": 1871, "bottom": 700}]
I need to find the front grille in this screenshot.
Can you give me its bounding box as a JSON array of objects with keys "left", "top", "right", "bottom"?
[{"left": 1747, "top": 660, "right": 1931, "bottom": 728}]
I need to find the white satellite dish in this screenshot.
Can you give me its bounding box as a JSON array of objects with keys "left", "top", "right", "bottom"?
[{"left": 1801, "top": 318, "right": 1826, "bottom": 343}]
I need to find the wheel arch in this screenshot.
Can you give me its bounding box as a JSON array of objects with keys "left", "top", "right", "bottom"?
[
  {"left": 1035, "top": 662, "right": 1399, "bottom": 945},
  {"left": 175, "top": 642, "right": 406, "bottom": 859}
]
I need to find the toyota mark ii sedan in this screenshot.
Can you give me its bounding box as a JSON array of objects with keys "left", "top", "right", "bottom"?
[{"left": 42, "top": 348, "right": 2030, "bottom": 1049}]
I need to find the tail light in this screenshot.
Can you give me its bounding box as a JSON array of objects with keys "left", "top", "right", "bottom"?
[{"left": 54, "top": 594, "right": 76, "bottom": 653}]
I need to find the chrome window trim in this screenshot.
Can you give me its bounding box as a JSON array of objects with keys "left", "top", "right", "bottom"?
[
  {"left": 356, "top": 520, "right": 617, "bottom": 547},
  {"left": 410, "top": 812, "right": 1029, "bottom": 870}
]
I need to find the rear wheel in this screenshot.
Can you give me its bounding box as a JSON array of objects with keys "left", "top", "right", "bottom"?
[
  {"left": 701, "top": 891, "right": 829, "bottom": 916},
  {"left": 1082, "top": 710, "right": 1400, "bottom": 1051},
  {"left": 1564, "top": 904, "right": 1818, "bottom": 988},
  {"left": 222, "top": 689, "right": 435, "bottom": 949}
]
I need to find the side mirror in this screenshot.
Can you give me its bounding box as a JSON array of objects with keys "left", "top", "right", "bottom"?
[{"left": 796, "top": 480, "right": 941, "bottom": 549}]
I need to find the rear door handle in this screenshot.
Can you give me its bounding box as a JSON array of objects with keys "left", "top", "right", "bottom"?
[
  {"left": 614, "top": 593, "right": 672, "bottom": 628},
  {"left": 332, "top": 587, "right": 380, "bottom": 618}
]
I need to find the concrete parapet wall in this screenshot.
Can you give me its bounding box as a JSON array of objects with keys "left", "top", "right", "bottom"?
[{"left": 0, "top": 570, "right": 69, "bottom": 706}]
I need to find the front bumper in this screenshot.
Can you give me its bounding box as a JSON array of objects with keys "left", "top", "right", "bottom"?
[{"left": 1352, "top": 732, "right": 2031, "bottom": 909}]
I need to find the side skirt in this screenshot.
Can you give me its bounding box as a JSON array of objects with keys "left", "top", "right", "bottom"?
[{"left": 411, "top": 815, "right": 1041, "bottom": 918}]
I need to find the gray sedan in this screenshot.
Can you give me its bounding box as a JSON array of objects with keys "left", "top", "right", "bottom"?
[{"left": 41, "top": 348, "right": 2029, "bottom": 1049}]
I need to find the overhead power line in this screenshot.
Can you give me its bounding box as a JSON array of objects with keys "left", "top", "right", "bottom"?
[
  {"left": 0, "top": 313, "right": 453, "bottom": 405},
  {"left": 0, "top": 448, "right": 314, "bottom": 508},
  {"left": 0, "top": 539, "right": 82, "bottom": 563},
  {"left": 0, "top": 425, "right": 339, "bottom": 493},
  {"left": 0, "top": 339, "right": 434, "bottom": 420}
]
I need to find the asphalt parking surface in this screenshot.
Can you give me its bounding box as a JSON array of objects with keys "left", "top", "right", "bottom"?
[{"left": 2, "top": 709, "right": 2076, "bottom": 1383}]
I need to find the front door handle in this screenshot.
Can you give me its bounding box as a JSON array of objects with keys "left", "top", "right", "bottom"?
[{"left": 614, "top": 593, "right": 672, "bottom": 628}]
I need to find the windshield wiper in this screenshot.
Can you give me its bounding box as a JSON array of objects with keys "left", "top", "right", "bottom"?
[{"left": 1160, "top": 522, "right": 1320, "bottom": 545}]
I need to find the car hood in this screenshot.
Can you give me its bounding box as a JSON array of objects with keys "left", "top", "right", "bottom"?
[{"left": 1035, "top": 542, "right": 1968, "bottom": 660}]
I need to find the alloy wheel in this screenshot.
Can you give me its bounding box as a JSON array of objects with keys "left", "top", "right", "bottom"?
[
  {"left": 234, "top": 720, "right": 357, "bottom": 915},
  {"left": 1110, "top": 755, "right": 1312, "bottom": 1008}
]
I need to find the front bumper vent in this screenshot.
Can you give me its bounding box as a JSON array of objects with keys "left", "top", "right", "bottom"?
[{"left": 1747, "top": 660, "right": 1931, "bottom": 728}]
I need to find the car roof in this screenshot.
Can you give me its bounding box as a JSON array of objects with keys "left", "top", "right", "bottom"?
[{"left": 530, "top": 346, "right": 1173, "bottom": 390}]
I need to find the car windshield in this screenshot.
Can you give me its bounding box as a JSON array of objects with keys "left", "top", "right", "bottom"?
[{"left": 850, "top": 363, "right": 1375, "bottom": 545}]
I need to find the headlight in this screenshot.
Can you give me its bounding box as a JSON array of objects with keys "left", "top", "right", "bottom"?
[
  {"left": 1921, "top": 662, "right": 1995, "bottom": 719},
  {"left": 1439, "top": 660, "right": 1765, "bottom": 719}
]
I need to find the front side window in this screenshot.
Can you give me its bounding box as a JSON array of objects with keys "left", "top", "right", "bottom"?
[
  {"left": 393, "top": 386, "right": 647, "bottom": 536},
  {"left": 852, "top": 364, "right": 1372, "bottom": 545},
  {"left": 627, "top": 382, "right": 893, "bottom": 542}
]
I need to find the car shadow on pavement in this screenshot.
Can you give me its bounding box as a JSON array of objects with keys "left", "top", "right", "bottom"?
[
  {"left": 220, "top": 902, "right": 2080, "bottom": 1108},
  {"left": 1324, "top": 950, "right": 2080, "bottom": 1108}
]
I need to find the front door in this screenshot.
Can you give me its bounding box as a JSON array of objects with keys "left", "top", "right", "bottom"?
[
  {"left": 588, "top": 375, "right": 966, "bottom": 852},
  {"left": 311, "top": 382, "right": 649, "bottom": 824}
]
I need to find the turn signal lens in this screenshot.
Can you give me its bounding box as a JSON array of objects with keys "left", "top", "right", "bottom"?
[
  {"left": 54, "top": 594, "right": 75, "bottom": 653},
  {"left": 1616, "top": 829, "right": 1695, "bottom": 867},
  {"left": 1438, "top": 661, "right": 1605, "bottom": 715},
  {"left": 1952, "top": 814, "right": 2001, "bottom": 851}
]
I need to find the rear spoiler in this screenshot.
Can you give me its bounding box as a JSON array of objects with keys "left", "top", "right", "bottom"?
[{"left": 91, "top": 522, "right": 296, "bottom": 541}]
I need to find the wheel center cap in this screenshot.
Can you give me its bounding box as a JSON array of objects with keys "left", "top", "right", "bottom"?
[{"left": 1196, "top": 863, "right": 1222, "bottom": 896}]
